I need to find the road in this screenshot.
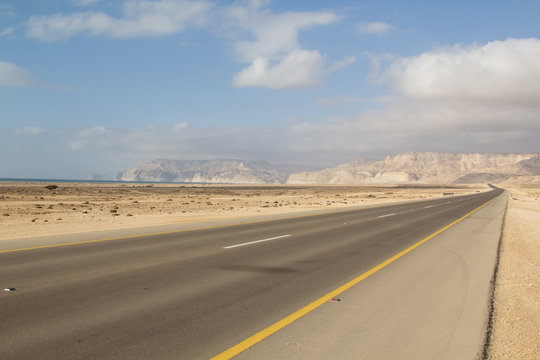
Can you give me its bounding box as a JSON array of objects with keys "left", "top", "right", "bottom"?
[{"left": 0, "top": 188, "right": 505, "bottom": 359}]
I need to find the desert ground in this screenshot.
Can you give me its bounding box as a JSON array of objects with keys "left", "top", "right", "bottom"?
[
  {"left": 487, "top": 186, "right": 540, "bottom": 359},
  {"left": 0, "top": 182, "right": 483, "bottom": 240},
  {"left": 2, "top": 181, "right": 538, "bottom": 358}
]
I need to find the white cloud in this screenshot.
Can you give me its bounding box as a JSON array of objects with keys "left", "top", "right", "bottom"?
[
  {"left": 68, "top": 126, "right": 111, "bottom": 150},
  {"left": 328, "top": 56, "right": 357, "bottom": 73},
  {"left": 3, "top": 34, "right": 540, "bottom": 176},
  {"left": 233, "top": 51, "right": 356, "bottom": 89},
  {"left": 0, "top": 27, "right": 14, "bottom": 37},
  {"left": 14, "top": 127, "right": 46, "bottom": 135},
  {"left": 73, "top": 0, "right": 103, "bottom": 6},
  {"left": 0, "top": 61, "right": 34, "bottom": 87},
  {"left": 78, "top": 126, "right": 110, "bottom": 137},
  {"left": 173, "top": 121, "right": 189, "bottom": 132},
  {"left": 68, "top": 139, "right": 85, "bottom": 150},
  {"left": 386, "top": 38, "right": 540, "bottom": 106},
  {"left": 316, "top": 95, "right": 394, "bottom": 106},
  {"left": 3, "top": 98, "right": 539, "bottom": 178},
  {"left": 23, "top": 0, "right": 353, "bottom": 89},
  {"left": 281, "top": 116, "right": 304, "bottom": 124},
  {"left": 26, "top": 0, "right": 213, "bottom": 41},
  {"left": 232, "top": 50, "right": 326, "bottom": 89},
  {"left": 358, "top": 22, "right": 394, "bottom": 35},
  {"left": 226, "top": 1, "right": 353, "bottom": 89},
  {"left": 226, "top": 2, "right": 339, "bottom": 62},
  {"left": 286, "top": 99, "right": 540, "bottom": 159},
  {"left": 317, "top": 38, "right": 540, "bottom": 156}
]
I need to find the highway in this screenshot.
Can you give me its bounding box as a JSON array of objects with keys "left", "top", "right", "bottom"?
[{"left": 0, "top": 188, "right": 505, "bottom": 359}]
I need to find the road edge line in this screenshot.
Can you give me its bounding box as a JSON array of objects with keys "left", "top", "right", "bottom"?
[
  {"left": 210, "top": 193, "right": 501, "bottom": 360},
  {"left": 0, "top": 190, "right": 496, "bottom": 254},
  {"left": 481, "top": 190, "right": 508, "bottom": 359}
]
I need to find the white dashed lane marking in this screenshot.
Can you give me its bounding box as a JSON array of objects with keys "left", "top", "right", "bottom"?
[{"left": 224, "top": 235, "right": 292, "bottom": 249}]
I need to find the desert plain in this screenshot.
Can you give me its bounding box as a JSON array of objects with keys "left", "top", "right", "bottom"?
[
  {"left": 0, "top": 182, "right": 484, "bottom": 240},
  {"left": 1, "top": 181, "right": 539, "bottom": 358}
]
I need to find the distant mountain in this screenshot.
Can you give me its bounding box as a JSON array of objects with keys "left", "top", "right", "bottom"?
[
  {"left": 286, "top": 152, "right": 540, "bottom": 185},
  {"left": 108, "top": 152, "right": 540, "bottom": 185},
  {"left": 115, "top": 159, "right": 318, "bottom": 184}
]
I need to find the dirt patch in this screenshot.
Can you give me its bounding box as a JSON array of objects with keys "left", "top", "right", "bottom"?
[
  {"left": 487, "top": 187, "right": 540, "bottom": 359},
  {"left": 0, "top": 182, "right": 484, "bottom": 241}
]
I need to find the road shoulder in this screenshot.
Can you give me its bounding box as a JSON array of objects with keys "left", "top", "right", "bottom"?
[
  {"left": 232, "top": 192, "right": 507, "bottom": 360},
  {"left": 487, "top": 188, "right": 540, "bottom": 359}
]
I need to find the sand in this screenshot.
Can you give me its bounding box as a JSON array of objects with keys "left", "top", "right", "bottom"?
[
  {"left": 0, "top": 182, "right": 484, "bottom": 241},
  {"left": 487, "top": 187, "right": 540, "bottom": 359}
]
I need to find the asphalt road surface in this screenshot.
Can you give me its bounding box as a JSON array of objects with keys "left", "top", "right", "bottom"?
[{"left": 0, "top": 188, "right": 505, "bottom": 359}]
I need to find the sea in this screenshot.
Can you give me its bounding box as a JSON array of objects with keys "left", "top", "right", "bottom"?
[
  {"left": 0, "top": 178, "right": 185, "bottom": 185},
  {"left": 0, "top": 178, "right": 243, "bottom": 186}
]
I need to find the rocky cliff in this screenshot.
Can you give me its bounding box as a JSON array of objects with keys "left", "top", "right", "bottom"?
[
  {"left": 116, "top": 159, "right": 314, "bottom": 184},
  {"left": 114, "top": 153, "right": 540, "bottom": 185},
  {"left": 287, "top": 152, "right": 540, "bottom": 185}
]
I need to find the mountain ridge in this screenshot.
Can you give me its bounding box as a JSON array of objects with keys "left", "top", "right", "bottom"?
[
  {"left": 112, "top": 152, "right": 540, "bottom": 185},
  {"left": 287, "top": 152, "right": 540, "bottom": 185},
  {"left": 115, "top": 159, "right": 318, "bottom": 184}
]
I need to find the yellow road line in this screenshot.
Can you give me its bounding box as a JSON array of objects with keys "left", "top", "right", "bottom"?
[
  {"left": 210, "top": 194, "right": 502, "bottom": 360},
  {"left": 0, "top": 191, "right": 494, "bottom": 254},
  {"left": 0, "top": 219, "right": 287, "bottom": 254},
  {"left": 0, "top": 206, "right": 367, "bottom": 254},
  {"left": 1, "top": 191, "right": 493, "bottom": 254}
]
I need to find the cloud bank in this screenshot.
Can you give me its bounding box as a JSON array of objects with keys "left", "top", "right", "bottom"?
[
  {"left": 3, "top": 95, "right": 538, "bottom": 178},
  {"left": 26, "top": 0, "right": 212, "bottom": 41},
  {"left": 386, "top": 38, "right": 540, "bottom": 106},
  {"left": 5, "top": 38, "right": 540, "bottom": 177},
  {"left": 5, "top": 3, "right": 539, "bottom": 178}
]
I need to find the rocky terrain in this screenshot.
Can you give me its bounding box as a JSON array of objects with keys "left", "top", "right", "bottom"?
[
  {"left": 0, "top": 182, "right": 480, "bottom": 240},
  {"left": 287, "top": 152, "right": 540, "bottom": 185},
  {"left": 112, "top": 153, "right": 540, "bottom": 185},
  {"left": 115, "top": 159, "right": 316, "bottom": 184}
]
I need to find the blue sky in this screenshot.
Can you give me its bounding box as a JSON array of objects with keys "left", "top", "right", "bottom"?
[{"left": 1, "top": 0, "right": 539, "bottom": 179}]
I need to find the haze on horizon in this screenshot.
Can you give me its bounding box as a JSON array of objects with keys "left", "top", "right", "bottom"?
[{"left": 1, "top": 0, "right": 539, "bottom": 179}]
